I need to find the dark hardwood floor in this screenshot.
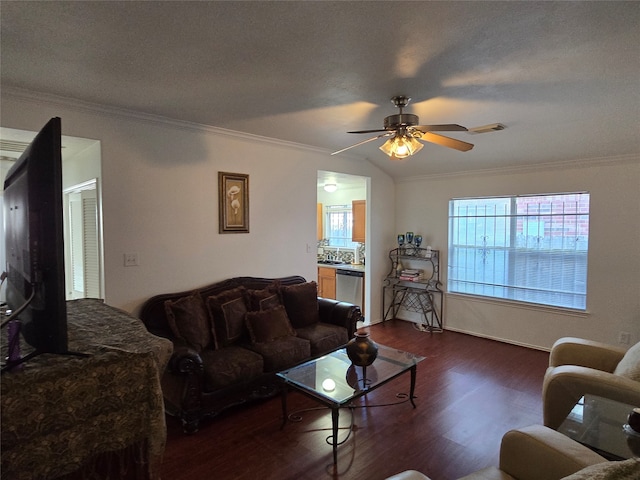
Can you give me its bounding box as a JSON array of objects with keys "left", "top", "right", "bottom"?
[{"left": 161, "top": 320, "right": 550, "bottom": 480}]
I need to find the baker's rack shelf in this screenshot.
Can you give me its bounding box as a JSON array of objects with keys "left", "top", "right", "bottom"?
[{"left": 382, "top": 247, "right": 443, "bottom": 332}]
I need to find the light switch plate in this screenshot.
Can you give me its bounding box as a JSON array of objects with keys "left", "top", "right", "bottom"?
[{"left": 124, "top": 253, "right": 138, "bottom": 267}]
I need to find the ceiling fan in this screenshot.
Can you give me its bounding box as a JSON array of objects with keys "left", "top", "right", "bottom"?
[{"left": 331, "top": 95, "right": 475, "bottom": 159}]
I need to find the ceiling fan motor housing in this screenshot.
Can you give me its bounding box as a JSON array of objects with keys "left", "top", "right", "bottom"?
[{"left": 384, "top": 113, "right": 419, "bottom": 130}]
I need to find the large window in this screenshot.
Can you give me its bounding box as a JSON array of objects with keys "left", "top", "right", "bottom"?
[{"left": 448, "top": 192, "right": 590, "bottom": 310}]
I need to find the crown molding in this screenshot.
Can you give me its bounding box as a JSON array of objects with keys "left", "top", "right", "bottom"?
[
  {"left": 1, "top": 87, "right": 328, "bottom": 155},
  {"left": 396, "top": 152, "right": 639, "bottom": 184}
]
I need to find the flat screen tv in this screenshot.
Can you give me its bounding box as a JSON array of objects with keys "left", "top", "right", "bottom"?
[{"left": 3, "top": 117, "right": 68, "bottom": 363}]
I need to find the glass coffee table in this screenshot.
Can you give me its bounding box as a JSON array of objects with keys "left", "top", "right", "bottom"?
[
  {"left": 558, "top": 394, "right": 639, "bottom": 460},
  {"left": 277, "top": 343, "right": 425, "bottom": 464}
]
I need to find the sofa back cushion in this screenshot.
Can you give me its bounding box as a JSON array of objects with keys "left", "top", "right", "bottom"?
[
  {"left": 280, "top": 281, "right": 319, "bottom": 328},
  {"left": 245, "top": 305, "right": 297, "bottom": 344},
  {"left": 206, "top": 287, "right": 248, "bottom": 348},
  {"left": 614, "top": 341, "right": 640, "bottom": 382},
  {"left": 244, "top": 282, "right": 282, "bottom": 311},
  {"left": 164, "top": 293, "right": 212, "bottom": 352}
]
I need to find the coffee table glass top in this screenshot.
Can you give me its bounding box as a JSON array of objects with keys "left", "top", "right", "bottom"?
[
  {"left": 276, "top": 343, "right": 424, "bottom": 405},
  {"left": 558, "top": 394, "right": 638, "bottom": 460}
]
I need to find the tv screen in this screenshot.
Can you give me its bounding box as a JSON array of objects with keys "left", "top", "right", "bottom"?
[{"left": 4, "top": 117, "right": 68, "bottom": 355}]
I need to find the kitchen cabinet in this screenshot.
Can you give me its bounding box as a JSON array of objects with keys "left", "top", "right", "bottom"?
[
  {"left": 352, "top": 200, "right": 365, "bottom": 243},
  {"left": 317, "top": 267, "right": 336, "bottom": 299},
  {"left": 317, "top": 203, "right": 323, "bottom": 241}
]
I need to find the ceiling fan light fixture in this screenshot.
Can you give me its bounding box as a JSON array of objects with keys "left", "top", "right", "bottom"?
[
  {"left": 323, "top": 183, "right": 338, "bottom": 193},
  {"left": 332, "top": 94, "right": 475, "bottom": 158},
  {"left": 379, "top": 135, "right": 423, "bottom": 159}
]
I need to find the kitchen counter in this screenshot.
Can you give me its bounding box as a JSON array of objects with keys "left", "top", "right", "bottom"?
[{"left": 317, "top": 263, "right": 365, "bottom": 272}]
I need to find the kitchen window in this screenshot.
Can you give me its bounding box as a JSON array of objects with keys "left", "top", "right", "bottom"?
[
  {"left": 325, "top": 205, "right": 358, "bottom": 248},
  {"left": 448, "top": 192, "right": 590, "bottom": 310}
]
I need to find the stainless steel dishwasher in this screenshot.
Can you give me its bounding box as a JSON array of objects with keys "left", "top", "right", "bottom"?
[{"left": 335, "top": 269, "right": 364, "bottom": 311}]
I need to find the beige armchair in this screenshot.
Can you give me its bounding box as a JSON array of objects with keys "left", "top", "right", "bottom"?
[
  {"left": 386, "top": 425, "right": 614, "bottom": 480},
  {"left": 542, "top": 337, "right": 640, "bottom": 429}
]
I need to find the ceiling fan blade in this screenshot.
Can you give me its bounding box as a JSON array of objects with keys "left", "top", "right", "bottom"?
[
  {"left": 331, "top": 133, "right": 392, "bottom": 155},
  {"left": 413, "top": 124, "right": 468, "bottom": 132},
  {"left": 421, "top": 132, "right": 474, "bottom": 152},
  {"left": 347, "top": 128, "right": 390, "bottom": 134}
]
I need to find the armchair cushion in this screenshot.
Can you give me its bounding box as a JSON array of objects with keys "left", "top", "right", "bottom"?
[
  {"left": 561, "top": 458, "right": 640, "bottom": 479},
  {"left": 280, "top": 281, "right": 320, "bottom": 328},
  {"left": 164, "top": 293, "right": 212, "bottom": 352},
  {"left": 613, "top": 341, "right": 640, "bottom": 381},
  {"left": 245, "top": 305, "right": 297, "bottom": 344}
]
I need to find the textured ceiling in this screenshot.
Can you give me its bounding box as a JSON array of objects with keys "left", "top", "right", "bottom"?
[{"left": 1, "top": 1, "right": 638, "bottom": 178}]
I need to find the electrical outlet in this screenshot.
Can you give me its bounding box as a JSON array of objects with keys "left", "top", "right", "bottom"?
[
  {"left": 124, "top": 253, "right": 139, "bottom": 267},
  {"left": 619, "top": 331, "right": 631, "bottom": 345}
]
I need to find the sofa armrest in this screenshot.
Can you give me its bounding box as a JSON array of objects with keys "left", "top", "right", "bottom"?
[
  {"left": 498, "top": 425, "right": 607, "bottom": 480},
  {"left": 542, "top": 365, "right": 640, "bottom": 429},
  {"left": 169, "top": 342, "right": 204, "bottom": 374},
  {"left": 318, "top": 297, "right": 362, "bottom": 338},
  {"left": 549, "top": 337, "right": 627, "bottom": 372},
  {"left": 165, "top": 340, "right": 206, "bottom": 433}
]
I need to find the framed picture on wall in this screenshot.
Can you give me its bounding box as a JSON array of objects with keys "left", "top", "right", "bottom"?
[{"left": 218, "top": 172, "right": 249, "bottom": 233}]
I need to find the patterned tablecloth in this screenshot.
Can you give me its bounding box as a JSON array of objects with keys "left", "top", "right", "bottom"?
[{"left": 1, "top": 298, "right": 172, "bottom": 480}]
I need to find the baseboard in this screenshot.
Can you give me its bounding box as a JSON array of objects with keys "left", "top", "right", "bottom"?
[
  {"left": 444, "top": 325, "right": 550, "bottom": 352},
  {"left": 377, "top": 317, "right": 550, "bottom": 352}
]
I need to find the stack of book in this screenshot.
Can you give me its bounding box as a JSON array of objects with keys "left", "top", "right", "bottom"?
[{"left": 398, "top": 269, "right": 423, "bottom": 282}]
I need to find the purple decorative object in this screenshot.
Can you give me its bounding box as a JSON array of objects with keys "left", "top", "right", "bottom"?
[{"left": 7, "top": 319, "right": 22, "bottom": 369}]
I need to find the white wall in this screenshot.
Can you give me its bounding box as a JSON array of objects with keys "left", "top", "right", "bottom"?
[
  {"left": 395, "top": 157, "right": 640, "bottom": 349},
  {"left": 8, "top": 90, "right": 634, "bottom": 351},
  {"left": 1, "top": 91, "right": 395, "bottom": 321}
]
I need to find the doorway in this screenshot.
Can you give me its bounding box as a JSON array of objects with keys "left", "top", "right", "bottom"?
[
  {"left": 64, "top": 179, "right": 102, "bottom": 299},
  {"left": 317, "top": 171, "right": 369, "bottom": 321}
]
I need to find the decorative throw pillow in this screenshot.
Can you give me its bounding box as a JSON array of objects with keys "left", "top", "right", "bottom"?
[
  {"left": 613, "top": 341, "right": 640, "bottom": 382},
  {"left": 206, "top": 287, "right": 247, "bottom": 347},
  {"left": 561, "top": 458, "right": 640, "bottom": 479},
  {"left": 244, "top": 283, "right": 282, "bottom": 311},
  {"left": 164, "top": 293, "right": 212, "bottom": 352},
  {"left": 245, "top": 305, "right": 297, "bottom": 344},
  {"left": 280, "top": 281, "right": 319, "bottom": 328}
]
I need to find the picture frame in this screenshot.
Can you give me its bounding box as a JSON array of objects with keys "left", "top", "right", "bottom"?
[{"left": 218, "top": 172, "right": 249, "bottom": 233}]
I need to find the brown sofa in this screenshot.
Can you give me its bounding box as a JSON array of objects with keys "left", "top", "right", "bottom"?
[{"left": 140, "top": 275, "right": 361, "bottom": 433}]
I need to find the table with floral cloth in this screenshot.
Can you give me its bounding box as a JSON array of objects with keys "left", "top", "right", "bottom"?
[{"left": 1, "top": 298, "right": 172, "bottom": 480}]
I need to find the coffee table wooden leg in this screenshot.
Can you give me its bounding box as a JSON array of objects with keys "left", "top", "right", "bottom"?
[
  {"left": 331, "top": 406, "right": 339, "bottom": 464},
  {"left": 409, "top": 365, "right": 417, "bottom": 408}
]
